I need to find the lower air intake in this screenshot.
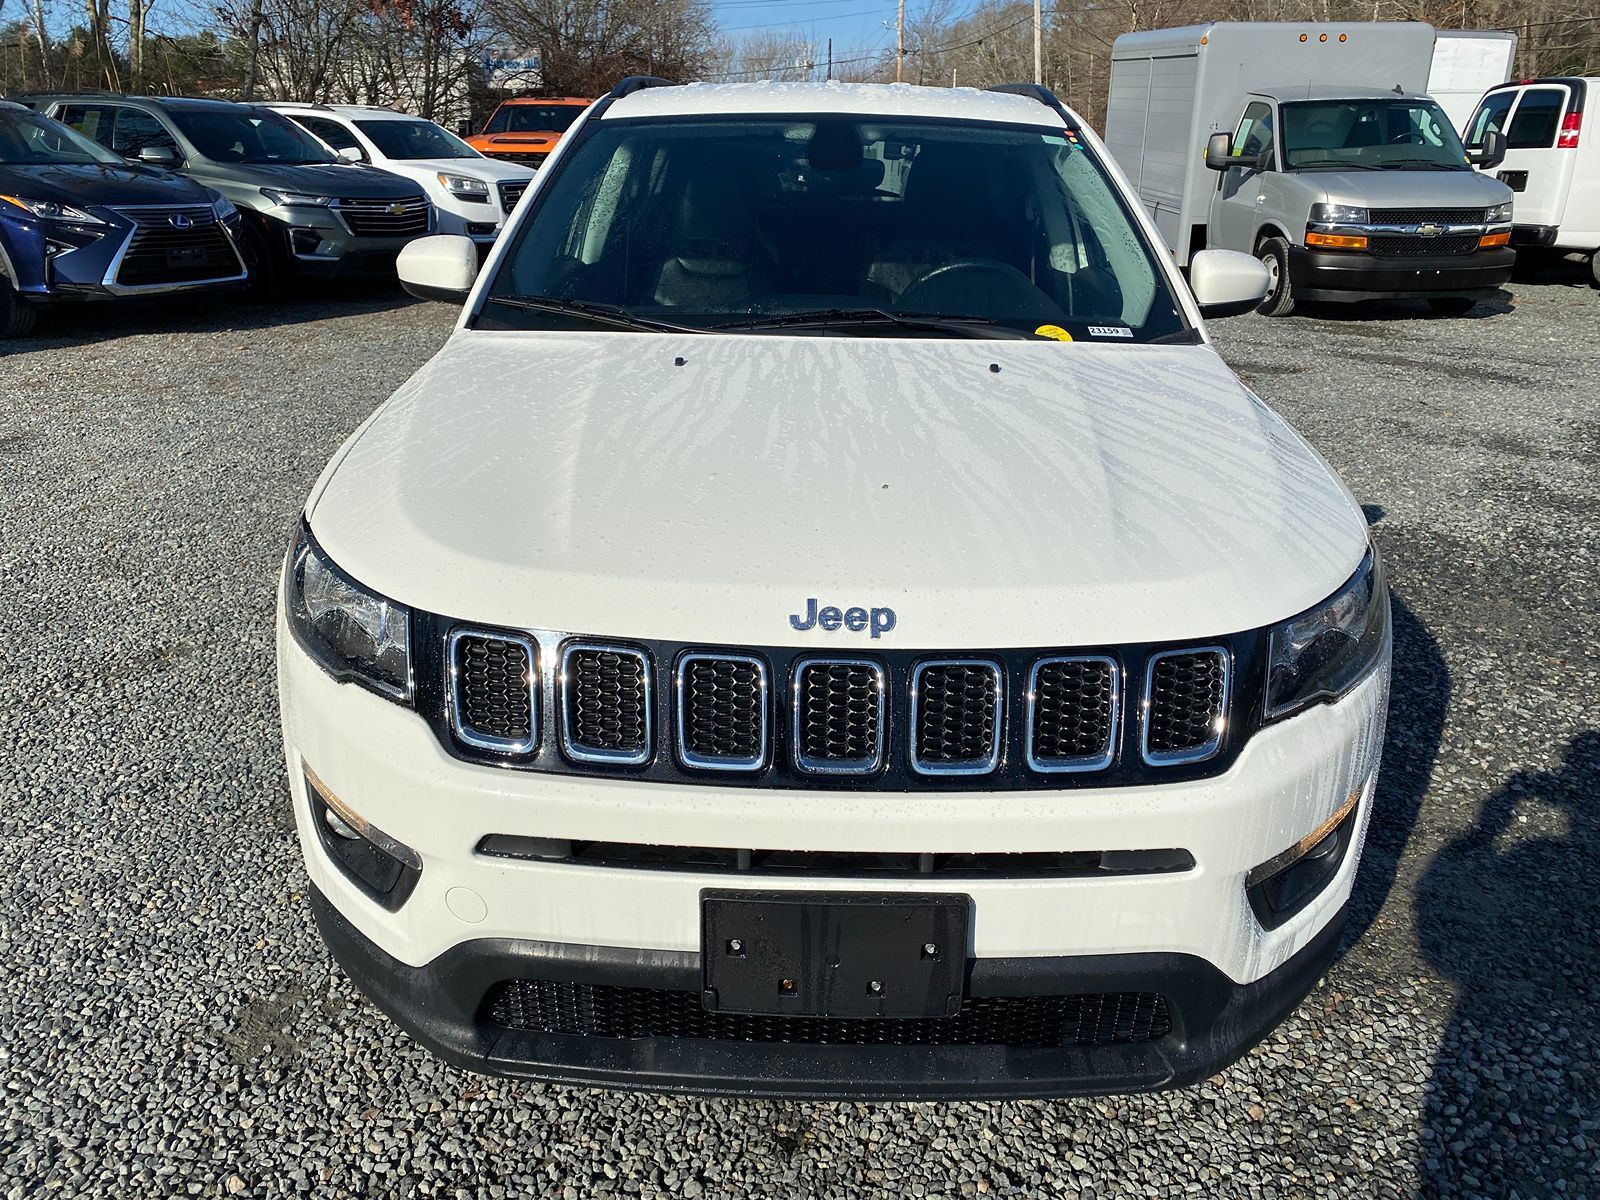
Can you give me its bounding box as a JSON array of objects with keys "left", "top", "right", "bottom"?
[{"left": 485, "top": 981, "right": 1171, "bottom": 1047}]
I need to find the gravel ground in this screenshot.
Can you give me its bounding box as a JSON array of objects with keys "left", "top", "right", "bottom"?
[{"left": 2, "top": 269, "right": 1597, "bottom": 1199}]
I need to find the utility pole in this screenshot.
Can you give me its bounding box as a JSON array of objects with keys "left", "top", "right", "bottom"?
[
  {"left": 1033, "top": 0, "right": 1042, "bottom": 86},
  {"left": 827, "top": 37, "right": 833, "bottom": 81},
  {"left": 896, "top": 0, "right": 906, "bottom": 83}
]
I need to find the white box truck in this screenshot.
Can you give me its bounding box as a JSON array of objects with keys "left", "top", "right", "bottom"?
[
  {"left": 1429, "top": 29, "right": 1518, "bottom": 134},
  {"left": 1106, "top": 22, "right": 1516, "bottom": 316}
]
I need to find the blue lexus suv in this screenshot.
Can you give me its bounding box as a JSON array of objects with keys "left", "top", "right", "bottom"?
[{"left": 0, "top": 100, "right": 246, "bottom": 338}]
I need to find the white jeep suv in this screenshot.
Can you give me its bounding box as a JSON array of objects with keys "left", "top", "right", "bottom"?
[{"left": 277, "top": 79, "right": 1391, "bottom": 1099}]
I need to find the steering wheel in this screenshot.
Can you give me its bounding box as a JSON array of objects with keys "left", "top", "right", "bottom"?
[
  {"left": 897, "top": 259, "right": 1049, "bottom": 316},
  {"left": 1388, "top": 132, "right": 1425, "bottom": 145}
]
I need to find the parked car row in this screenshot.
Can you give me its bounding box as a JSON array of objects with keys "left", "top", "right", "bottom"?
[{"left": 0, "top": 93, "right": 543, "bottom": 338}]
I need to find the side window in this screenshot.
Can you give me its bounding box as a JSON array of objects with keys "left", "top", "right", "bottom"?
[
  {"left": 1507, "top": 89, "right": 1566, "bottom": 149},
  {"left": 297, "top": 115, "right": 362, "bottom": 156},
  {"left": 1466, "top": 90, "right": 1515, "bottom": 145},
  {"left": 56, "top": 104, "right": 114, "bottom": 147},
  {"left": 111, "top": 108, "right": 180, "bottom": 158},
  {"left": 1235, "top": 102, "right": 1275, "bottom": 161}
]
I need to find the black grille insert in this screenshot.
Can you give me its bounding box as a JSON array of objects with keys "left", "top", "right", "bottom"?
[
  {"left": 485, "top": 980, "right": 1171, "bottom": 1047},
  {"left": 112, "top": 207, "right": 242, "bottom": 286},
  {"left": 794, "top": 658, "right": 884, "bottom": 774},
  {"left": 678, "top": 654, "right": 767, "bottom": 770},
  {"left": 1368, "top": 234, "right": 1481, "bottom": 257},
  {"left": 1028, "top": 656, "right": 1118, "bottom": 772},
  {"left": 911, "top": 660, "right": 1002, "bottom": 775},
  {"left": 1369, "top": 207, "right": 1486, "bottom": 225},
  {"left": 498, "top": 180, "right": 529, "bottom": 211},
  {"left": 1143, "top": 649, "right": 1228, "bottom": 765},
  {"left": 449, "top": 631, "right": 536, "bottom": 753},
  {"left": 561, "top": 644, "right": 651, "bottom": 764}
]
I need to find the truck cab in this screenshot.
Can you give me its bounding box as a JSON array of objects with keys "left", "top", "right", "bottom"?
[{"left": 1206, "top": 86, "right": 1516, "bottom": 314}]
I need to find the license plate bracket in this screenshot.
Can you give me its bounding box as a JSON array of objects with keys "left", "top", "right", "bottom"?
[{"left": 700, "top": 890, "right": 969, "bottom": 1018}]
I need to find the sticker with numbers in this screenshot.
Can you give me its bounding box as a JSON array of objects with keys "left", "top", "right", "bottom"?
[{"left": 1087, "top": 325, "right": 1134, "bottom": 338}]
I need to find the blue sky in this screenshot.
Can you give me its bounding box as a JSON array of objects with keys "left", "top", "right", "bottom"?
[{"left": 712, "top": 0, "right": 905, "bottom": 57}]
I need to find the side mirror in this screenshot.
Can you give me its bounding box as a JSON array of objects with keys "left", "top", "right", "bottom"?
[
  {"left": 1469, "top": 128, "right": 1506, "bottom": 169},
  {"left": 456, "top": 120, "right": 473, "bottom": 138},
  {"left": 337, "top": 145, "right": 365, "bottom": 163},
  {"left": 1204, "top": 131, "right": 1234, "bottom": 171},
  {"left": 136, "top": 145, "right": 179, "bottom": 165},
  {"left": 397, "top": 234, "right": 478, "bottom": 303},
  {"left": 1189, "top": 248, "right": 1270, "bottom": 319}
]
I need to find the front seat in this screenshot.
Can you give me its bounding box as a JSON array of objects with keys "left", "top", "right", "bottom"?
[{"left": 653, "top": 168, "right": 772, "bottom": 310}]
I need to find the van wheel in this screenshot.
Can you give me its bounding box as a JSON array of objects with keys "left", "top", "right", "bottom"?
[
  {"left": 0, "top": 266, "right": 39, "bottom": 339},
  {"left": 1427, "top": 297, "right": 1476, "bottom": 316},
  {"left": 1590, "top": 252, "right": 1600, "bottom": 289},
  {"left": 1256, "top": 238, "right": 1297, "bottom": 317}
]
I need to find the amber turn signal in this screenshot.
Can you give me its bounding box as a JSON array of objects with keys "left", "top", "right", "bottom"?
[
  {"left": 1305, "top": 231, "right": 1368, "bottom": 250},
  {"left": 1479, "top": 231, "right": 1512, "bottom": 248}
]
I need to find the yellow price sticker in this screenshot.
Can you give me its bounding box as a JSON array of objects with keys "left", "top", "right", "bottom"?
[{"left": 1034, "top": 324, "right": 1074, "bottom": 342}]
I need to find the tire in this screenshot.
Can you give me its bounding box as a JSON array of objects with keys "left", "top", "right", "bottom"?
[
  {"left": 239, "top": 217, "right": 288, "bottom": 299},
  {"left": 1255, "top": 237, "right": 1297, "bottom": 317},
  {"left": 0, "top": 264, "right": 38, "bottom": 339},
  {"left": 1590, "top": 252, "right": 1600, "bottom": 289},
  {"left": 1427, "top": 296, "right": 1477, "bottom": 316}
]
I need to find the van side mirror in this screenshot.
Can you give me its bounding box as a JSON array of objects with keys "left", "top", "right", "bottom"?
[
  {"left": 1205, "top": 131, "right": 1263, "bottom": 172},
  {"left": 456, "top": 120, "right": 473, "bottom": 138},
  {"left": 1469, "top": 128, "right": 1506, "bottom": 169},
  {"left": 398, "top": 234, "right": 479, "bottom": 303},
  {"left": 1189, "top": 249, "right": 1270, "bottom": 318},
  {"left": 136, "top": 145, "right": 179, "bottom": 165}
]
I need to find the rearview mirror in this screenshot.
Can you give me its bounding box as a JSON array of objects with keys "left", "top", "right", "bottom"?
[
  {"left": 398, "top": 234, "right": 478, "bottom": 303},
  {"left": 1469, "top": 128, "right": 1506, "bottom": 170},
  {"left": 136, "top": 145, "right": 179, "bottom": 165},
  {"left": 1189, "top": 249, "right": 1270, "bottom": 318},
  {"left": 337, "top": 145, "right": 364, "bottom": 163}
]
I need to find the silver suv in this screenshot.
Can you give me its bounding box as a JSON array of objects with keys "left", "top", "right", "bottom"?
[{"left": 34, "top": 95, "right": 433, "bottom": 287}]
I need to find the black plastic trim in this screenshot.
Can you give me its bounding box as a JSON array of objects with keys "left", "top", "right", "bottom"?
[
  {"left": 1287, "top": 244, "right": 1514, "bottom": 301},
  {"left": 984, "top": 83, "right": 1082, "bottom": 131},
  {"left": 304, "top": 773, "right": 421, "bottom": 912}
]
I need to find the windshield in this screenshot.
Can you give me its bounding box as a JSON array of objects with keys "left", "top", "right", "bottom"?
[
  {"left": 485, "top": 105, "right": 587, "bottom": 135},
  {"left": 168, "top": 107, "right": 335, "bottom": 165},
  {"left": 0, "top": 109, "right": 123, "bottom": 166},
  {"left": 356, "top": 119, "right": 478, "bottom": 160},
  {"left": 484, "top": 116, "right": 1186, "bottom": 341},
  {"left": 1281, "top": 99, "right": 1470, "bottom": 170}
]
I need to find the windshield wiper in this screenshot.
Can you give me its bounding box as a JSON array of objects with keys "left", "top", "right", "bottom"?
[
  {"left": 712, "top": 308, "right": 1034, "bottom": 339},
  {"left": 486, "top": 295, "right": 706, "bottom": 334},
  {"left": 1293, "top": 161, "right": 1386, "bottom": 171},
  {"left": 1385, "top": 160, "right": 1466, "bottom": 171}
]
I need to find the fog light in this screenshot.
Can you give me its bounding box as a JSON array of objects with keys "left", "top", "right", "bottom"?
[
  {"left": 303, "top": 765, "right": 421, "bottom": 911},
  {"left": 1246, "top": 788, "right": 1361, "bottom": 930}
]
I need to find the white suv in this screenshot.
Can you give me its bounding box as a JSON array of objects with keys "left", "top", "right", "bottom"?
[
  {"left": 278, "top": 79, "right": 1390, "bottom": 1099},
  {"left": 270, "top": 104, "right": 535, "bottom": 246}
]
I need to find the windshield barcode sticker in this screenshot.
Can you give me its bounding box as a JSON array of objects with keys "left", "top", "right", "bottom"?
[{"left": 1087, "top": 325, "right": 1134, "bottom": 338}]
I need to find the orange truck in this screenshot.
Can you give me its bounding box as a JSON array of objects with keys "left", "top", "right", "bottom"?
[{"left": 465, "top": 97, "right": 594, "bottom": 168}]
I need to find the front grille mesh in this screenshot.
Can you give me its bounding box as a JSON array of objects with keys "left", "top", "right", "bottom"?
[
  {"left": 335, "top": 195, "right": 430, "bottom": 237},
  {"left": 485, "top": 980, "right": 1171, "bottom": 1047},
  {"left": 453, "top": 634, "right": 534, "bottom": 748},
  {"left": 680, "top": 656, "right": 765, "bottom": 767},
  {"left": 1145, "top": 651, "right": 1227, "bottom": 762},
  {"left": 913, "top": 662, "right": 1000, "bottom": 771},
  {"left": 1030, "top": 658, "right": 1117, "bottom": 768},
  {"left": 112, "top": 206, "right": 240, "bottom": 286},
  {"left": 498, "top": 180, "right": 528, "bottom": 211},
  {"left": 1368, "top": 234, "right": 1481, "bottom": 257},
  {"left": 564, "top": 647, "right": 650, "bottom": 760},
  {"left": 1370, "top": 207, "right": 1486, "bottom": 225},
  {"left": 796, "top": 660, "right": 882, "bottom": 771}
]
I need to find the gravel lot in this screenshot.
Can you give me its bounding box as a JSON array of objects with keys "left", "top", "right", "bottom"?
[{"left": 2, "top": 269, "right": 1597, "bottom": 1199}]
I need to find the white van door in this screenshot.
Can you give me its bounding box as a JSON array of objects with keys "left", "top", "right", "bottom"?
[
  {"left": 1469, "top": 84, "right": 1578, "bottom": 231},
  {"left": 1210, "top": 101, "right": 1275, "bottom": 254}
]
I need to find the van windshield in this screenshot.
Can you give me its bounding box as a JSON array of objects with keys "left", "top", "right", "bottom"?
[
  {"left": 484, "top": 116, "right": 1188, "bottom": 341},
  {"left": 1281, "top": 99, "right": 1470, "bottom": 171}
]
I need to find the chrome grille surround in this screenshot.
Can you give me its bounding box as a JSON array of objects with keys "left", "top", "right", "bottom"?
[
  {"left": 1026, "top": 655, "right": 1120, "bottom": 773},
  {"left": 1141, "top": 647, "right": 1231, "bottom": 767},
  {"left": 909, "top": 659, "right": 1004, "bottom": 777},
  {"left": 675, "top": 652, "right": 770, "bottom": 772},
  {"left": 448, "top": 628, "right": 539, "bottom": 754},
  {"left": 792, "top": 657, "right": 887, "bottom": 775},
  {"left": 559, "top": 642, "right": 653, "bottom": 766}
]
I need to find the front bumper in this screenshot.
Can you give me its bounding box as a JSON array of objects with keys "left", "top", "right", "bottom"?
[
  {"left": 256, "top": 206, "right": 430, "bottom": 277},
  {"left": 1288, "top": 245, "right": 1514, "bottom": 302}
]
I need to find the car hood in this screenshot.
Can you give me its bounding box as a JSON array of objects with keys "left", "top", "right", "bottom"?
[
  {"left": 194, "top": 160, "right": 421, "bottom": 198},
  {"left": 0, "top": 161, "right": 212, "bottom": 207},
  {"left": 308, "top": 334, "right": 1369, "bottom": 649},
  {"left": 385, "top": 157, "right": 535, "bottom": 182},
  {"left": 1310, "top": 167, "right": 1513, "bottom": 210}
]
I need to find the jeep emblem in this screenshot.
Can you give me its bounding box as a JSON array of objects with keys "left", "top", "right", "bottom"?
[{"left": 789, "top": 598, "right": 896, "bottom": 638}]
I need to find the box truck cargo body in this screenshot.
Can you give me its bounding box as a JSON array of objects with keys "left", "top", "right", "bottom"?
[{"left": 1429, "top": 30, "right": 1518, "bottom": 134}]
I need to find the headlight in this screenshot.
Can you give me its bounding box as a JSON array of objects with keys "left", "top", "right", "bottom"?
[
  {"left": 1310, "top": 203, "right": 1369, "bottom": 226},
  {"left": 285, "top": 525, "right": 411, "bottom": 702},
  {"left": 1265, "top": 548, "right": 1389, "bottom": 721},
  {"left": 261, "top": 188, "right": 335, "bottom": 207},
  {"left": 0, "top": 194, "right": 107, "bottom": 225},
  {"left": 437, "top": 172, "right": 491, "bottom": 200},
  {"left": 1485, "top": 201, "right": 1513, "bottom": 224}
]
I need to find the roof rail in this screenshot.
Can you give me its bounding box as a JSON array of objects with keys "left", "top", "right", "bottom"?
[
  {"left": 608, "top": 76, "right": 676, "bottom": 99},
  {"left": 265, "top": 100, "right": 335, "bottom": 111},
  {"left": 985, "top": 82, "right": 1079, "bottom": 131}
]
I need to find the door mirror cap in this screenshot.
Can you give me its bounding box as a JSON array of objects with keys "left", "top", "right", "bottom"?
[
  {"left": 398, "top": 234, "right": 479, "bottom": 303},
  {"left": 1469, "top": 128, "right": 1507, "bottom": 169},
  {"left": 1189, "top": 249, "right": 1271, "bottom": 319},
  {"left": 1204, "top": 131, "right": 1234, "bottom": 171},
  {"left": 136, "top": 145, "right": 179, "bottom": 165},
  {"left": 337, "top": 145, "right": 365, "bottom": 163}
]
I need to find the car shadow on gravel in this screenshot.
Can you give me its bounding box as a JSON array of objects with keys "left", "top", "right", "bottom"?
[
  {"left": 1298, "top": 290, "right": 1516, "bottom": 323},
  {"left": 1415, "top": 731, "right": 1600, "bottom": 1196}
]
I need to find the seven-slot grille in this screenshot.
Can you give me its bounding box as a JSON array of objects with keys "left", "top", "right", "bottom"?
[
  {"left": 560, "top": 644, "right": 652, "bottom": 765},
  {"left": 1027, "top": 656, "right": 1119, "bottom": 773},
  {"left": 498, "top": 180, "right": 529, "bottom": 212},
  {"left": 334, "top": 195, "right": 430, "bottom": 238},
  {"left": 910, "top": 660, "right": 1003, "bottom": 776},
  {"left": 449, "top": 630, "right": 537, "bottom": 753},
  {"left": 1142, "top": 648, "right": 1230, "bottom": 766},
  {"left": 677, "top": 654, "right": 768, "bottom": 770},
  {"left": 111, "top": 206, "right": 242, "bottom": 286},
  {"left": 1369, "top": 207, "right": 1489, "bottom": 225},
  {"left": 793, "top": 658, "right": 885, "bottom": 774}
]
